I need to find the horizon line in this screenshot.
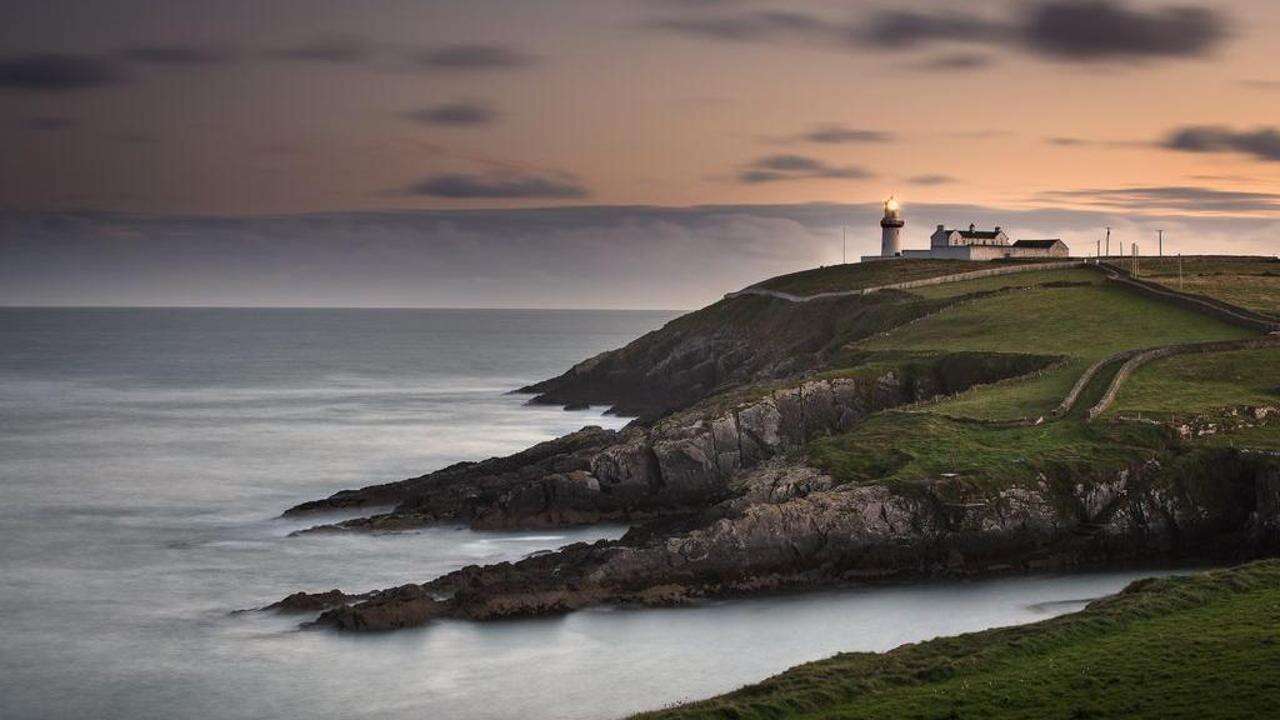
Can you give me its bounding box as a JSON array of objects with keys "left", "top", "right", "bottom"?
[{"left": 0, "top": 304, "right": 691, "bottom": 312}]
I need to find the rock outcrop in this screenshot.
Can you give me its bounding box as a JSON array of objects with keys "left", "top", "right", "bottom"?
[
  {"left": 518, "top": 291, "right": 939, "bottom": 418},
  {"left": 294, "top": 449, "right": 1280, "bottom": 631},
  {"left": 286, "top": 352, "right": 1053, "bottom": 533},
  {"left": 269, "top": 266, "right": 1280, "bottom": 633}
]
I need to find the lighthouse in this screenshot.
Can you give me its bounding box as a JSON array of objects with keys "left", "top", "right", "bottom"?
[{"left": 880, "top": 196, "right": 904, "bottom": 258}]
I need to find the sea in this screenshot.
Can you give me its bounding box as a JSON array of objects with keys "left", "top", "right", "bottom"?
[{"left": 0, "top": 307, "right": 1183, "bottom": 720}]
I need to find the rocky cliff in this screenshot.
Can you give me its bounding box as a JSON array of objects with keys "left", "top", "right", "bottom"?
[
  {"left": 270, "top": 265, "right": 1280, "bottom": 632},
  {"left": 285, "top": 351, "right": 1052, "bottom": 532},
  {"left": 517, "top": 290, "right": 941, "bottom": 418},
  {"left": 298, "top": 447, "right": 1280, "bottom": 630}
]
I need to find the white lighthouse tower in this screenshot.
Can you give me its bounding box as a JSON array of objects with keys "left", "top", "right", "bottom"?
[{"left": 880, "top": 196, "right": 904, "bottom": 258}]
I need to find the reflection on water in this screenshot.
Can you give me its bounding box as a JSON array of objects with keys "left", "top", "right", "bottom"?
[{"left": 0, "top": 309, "right": 1186, "bottom": 720}]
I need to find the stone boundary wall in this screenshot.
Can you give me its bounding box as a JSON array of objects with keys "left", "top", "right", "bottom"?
[
  {"left": 1052, "top": 349, "right": 1145, "bottom": 418},
  {"left": 1086, "top": 336, "right": 1280, "bottom": 421},
  {"left": 725, "top": 260, "right": 1088, "bottom": 303},
  {"left": 1097, "top": 263, "right": 1280, "bottom": 333}
]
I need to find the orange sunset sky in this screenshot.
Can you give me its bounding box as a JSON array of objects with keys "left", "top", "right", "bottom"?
[{"left": 2, "top": 1, "right": 1278, "bottom": 306}]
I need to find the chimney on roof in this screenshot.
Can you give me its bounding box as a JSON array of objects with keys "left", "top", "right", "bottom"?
[
  {"left": 936, "top": 224, "right": 944, "bottom": 231},
  {"left": 969, "top": 223, "right": 976, "bottom": 232},
  {"left": 995, "top": 226, "right": 1001, "bottom": 233}
]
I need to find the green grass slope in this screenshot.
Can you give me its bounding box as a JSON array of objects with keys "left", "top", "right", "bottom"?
[
  {"left": 860, "top": 281, "right": 1250, "bottom": 359},
  {"left": 634, "top": 561, "right": 1280, "bottom": 720},
  {"left": 907, "top": 267, "right": 1100, "bottom": 299},
  {"left": 633, "top": 261, "right": 1280, "bottom": 720},
  {"left": 1131, "top": 255, "right": 1280, "bottom": 316},
  {"left": 808, "top": 411, "right": 1167, "bottom": 491},
  {"left": 858, "top": 279, "right": 1255, "bottom": 421},
  {"left": 1110, "top": 347, "right": 1280, "bottom": 418},
  {"left": 754, "top": 258, "right": 1060, "bottom": 296}
]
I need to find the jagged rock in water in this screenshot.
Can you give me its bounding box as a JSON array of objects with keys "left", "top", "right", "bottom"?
[
  {"left": 285, "top": 355, "right": 1052, "bottom": 535},
  {"left": 297, "top": 450, "right": 1280, "bottom": 631}
]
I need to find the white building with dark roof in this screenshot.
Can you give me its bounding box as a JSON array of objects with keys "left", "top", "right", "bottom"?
[
  {"left": 862, "top": 198, "right": 1069, "bottom": 261},
  {"left": 1011, "top": 238, "right": 1070, "bottom": 256}
]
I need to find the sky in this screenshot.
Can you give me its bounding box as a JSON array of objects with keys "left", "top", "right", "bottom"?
[{"left": 1, "top": 0, "right": 1278, "bottom": 308}]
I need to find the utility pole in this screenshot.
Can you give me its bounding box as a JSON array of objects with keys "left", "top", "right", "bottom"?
[
  {"left": 1132, "top": 242, "right": 1139, "bottom": 277},
  {"left": 1178, "top": 253, "right": 1184, "bottom": 290},
  {"left": 1096, "top": 239, "right": 1101, "bottom": 258},
  {"left": 842, "top": 226, "right": 847, "bottom": 264},
  {"left": 1105, "top": 227, "right": 1112, "bottom": 257},
  {"left": 1157, "top": 229, "right": 1164, "bottom": 258}
]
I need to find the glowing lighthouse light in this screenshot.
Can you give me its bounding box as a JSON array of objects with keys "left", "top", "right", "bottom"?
[{"left": 879, "top": 195, "right": 904, "bottom": 257}]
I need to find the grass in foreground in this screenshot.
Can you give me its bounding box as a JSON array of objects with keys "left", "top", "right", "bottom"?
[{"left": 635, "top": 560, "right": 1280, "bottom": 720}]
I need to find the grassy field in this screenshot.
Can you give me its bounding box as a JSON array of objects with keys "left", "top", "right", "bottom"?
[
  {"left": 906, "top": 267, "right": 1101, "bottom": 299},
  {"left": 1130, "top": 255, "right": 1280, "bottom": 316},
  {"left": 1192, "top": 422, "right": 1280, "bottom": 451},
  {"left": 859, "top": 284, "right": 1252, "bottom": 359},
  {"left": 635, "top": 561, "right": 1280, "bottom": 720},
  {"left": 754, "top": 259, "right": 1057, "bottom": 296},
  {"left": 807, "top": 411, "right": 1166, "bottom": 490},
  {"left": 621, "top": 260, "right": 1280, "bottom": 720},
  {"left": 635, "top": 261, "right": 1280, "bottom": 720},
  {"left": 857, "top": 281, "right": 1255, "bottom": 420},
  {"left": 1106, "top": 346, "right": 1280, "bottom": 449},
  {"left": 1110, "top": 347, "right": 1280, "bottom": 417},
  {"left": 924, "top": 360, "right": 1085, "bottom": 421}
]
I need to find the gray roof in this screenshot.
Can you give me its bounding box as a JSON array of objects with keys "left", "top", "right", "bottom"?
[
  {"left": 958, "top": 230, "right": 1001, "bottom": 240},
  {"left": 1012, "top": 239, "right": 1063, "bottom": 248}
]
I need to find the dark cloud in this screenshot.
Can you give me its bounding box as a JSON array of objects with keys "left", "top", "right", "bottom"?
[
  {"left": 800, "top": 125, "right": 894, "bottom": 144},
  {"left": 1189, "top": 174, "right": 1259, "bottom": 183},
  {"left": 1023, "top": 1, "right": 1227, "bottom": 60},
  {"left": 1163, "top": 125, "right": 1280, "bottom": 162},
  {"left": 273, "top": 35, "right": 374, "bottom": 63},
  {"left": 24, "top": 116, "right": 79, "bottom": 131},
  {"left": 405, "top": 172, "right": 588, "bottom": 199},
  {"left": 910, "top": 53, "right": 994, "bottom": 71},
  {"left": 753, "top": 155, "right": 825, "bottom": 172},
  {"left": 121, "top": 46, "right": 233, "bottom": 66},
  {"left": 907, "top": 174, "right": 956, "bottom": 186},
  {"left": 405, "top": 101, "right": 499, "bottom": 127},
  {"left": 1045, "top": 136, "right": 1147, "bottom": 149},
  {"left": 651, "top": 1, "right": 1228, "bottom": 64},
  {"left": 413, "top": 45, "right": 536, "bottom": 70},
  {"left": 646, "top": 10, "right": 831, "bottom": 41},
  {"left": 863, "top": 10, "right": 1009, "bottom": 48},
  {"left": 868, "top": 1, "right": 1228, "bottom": 60},
  {"left": 738, "top": 154, "right": 873, "bottom": 183},
  {"left": 0, "top": 53, "right": 126, "bottom": 91},
  {"left": 1036, "top": 186, "right": 1280, "bottom": 213}
]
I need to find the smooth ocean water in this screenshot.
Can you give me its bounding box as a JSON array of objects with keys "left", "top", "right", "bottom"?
[{"left": 1, "top": 308, "right": 1183, "bottom": 720}]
